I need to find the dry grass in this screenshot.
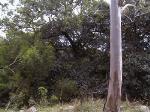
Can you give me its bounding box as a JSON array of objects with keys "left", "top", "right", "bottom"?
[
  {"left": 1, "top": 99, "right": 149, "bottom": 112},
  {"left": 37, "top": 99, "right": 149, "bottom": 112}
]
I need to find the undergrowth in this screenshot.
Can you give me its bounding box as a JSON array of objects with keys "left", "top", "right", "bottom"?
[{"left": 1, "top": 99, "right": 149, "bottom": 112}]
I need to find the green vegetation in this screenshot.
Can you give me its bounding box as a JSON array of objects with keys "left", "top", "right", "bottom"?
[
  {"left": 0, "top": 0, "right": 150, "bottom": 110},
  {"left": 0, "top": 99, "right": 149, "bottom": 112}
]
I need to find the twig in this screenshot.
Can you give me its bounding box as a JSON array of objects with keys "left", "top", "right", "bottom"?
[
  {"left": 123, "top": 14, "right": 134, "bottom": 22},
  {"left": 135, "top": 11, "right": 150, "bottom": 18},
  {"left": 8, "top": 55, "right": 20, "bottom": 67},
  {"left": 3, "top": 66, "right": 15, "bottom": 74}
]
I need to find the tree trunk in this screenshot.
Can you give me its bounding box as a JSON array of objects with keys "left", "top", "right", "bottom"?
[{"left": 104, "top": 0, "right": 122, "bottom": 112}]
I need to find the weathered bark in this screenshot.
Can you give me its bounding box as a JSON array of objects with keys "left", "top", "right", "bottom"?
[{"left": 104, "top": 0, "right": 122, "bottom": 112}]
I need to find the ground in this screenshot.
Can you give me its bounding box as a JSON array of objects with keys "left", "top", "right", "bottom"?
[{"left": 0, "top": 99, "right": 149, "bottom": 112}]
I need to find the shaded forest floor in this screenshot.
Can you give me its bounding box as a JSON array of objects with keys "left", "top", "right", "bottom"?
[{"left": 0, "top": 99, "right": 149, "bottom": 112}]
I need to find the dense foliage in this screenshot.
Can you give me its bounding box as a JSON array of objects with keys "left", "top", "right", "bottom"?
[{"left": 0, "top": 0, "right": 150, "bottom": 108}]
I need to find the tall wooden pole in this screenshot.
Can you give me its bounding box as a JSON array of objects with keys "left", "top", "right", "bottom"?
[{"left": 104, "top": 0, "right": 122, "bottom": 112}]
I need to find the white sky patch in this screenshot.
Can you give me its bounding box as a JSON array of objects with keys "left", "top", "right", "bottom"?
[
  {"left": 73, "top": 5, "right": 81, "bottom": 15},
  {"left": 0, "top": 0, "right": 20, "bottom": 12},
  {"left": 73, "top": 0, "right": 110, "bottom": 15},
  {"left": 104, "top": 0, "right": 110, "bottom": 4},
  {"left": 0, "top": 30, "right": 6, "bottom": 37},
  {"left": 0, "top": 0, "right": 20, "bottom": 37},
  {"left": 96, "top": 0, "right": 110, "bottom": 4}
]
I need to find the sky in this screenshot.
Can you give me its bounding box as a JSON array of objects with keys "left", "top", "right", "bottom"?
[
  {"left": 0, "top": 0, "right": 110, "bottom": 37},
  {"left": 104, "top": 0, "right": 110, "bottom": 4},
  {"left": 0, "top": 0, "right": 20, "bottom": 37}
]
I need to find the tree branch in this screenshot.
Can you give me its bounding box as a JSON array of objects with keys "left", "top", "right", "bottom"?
[{"left": 8, "top": 55, "right": 20, "bottom": 67}]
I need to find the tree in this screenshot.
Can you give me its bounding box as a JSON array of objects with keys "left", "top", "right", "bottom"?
[
  {"left": 104, "top": 0, "right": 122, "bottom": 112},
  {"left": 0, "top": 0, "right": 150, "bottom": 108}
]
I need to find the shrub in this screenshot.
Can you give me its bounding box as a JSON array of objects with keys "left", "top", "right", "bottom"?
[
  {"left": 54, "top": 78, "right": 79, "bottom": 102},
  {"left": 49, "top": 95, "right": 59, "bottom": 104},
  {"left": 38, "top": 87, "right": 48, "bottom": 105},
  {"left": 7, "top": 90, "right": 28, "bottom": 110}
]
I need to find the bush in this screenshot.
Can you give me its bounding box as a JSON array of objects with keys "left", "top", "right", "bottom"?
[
  {"left": 38, "top": 87, "right": 48, "bottom": 105},
  {"left": 7, "top": 90, "right": 28, "bottom": 110},
  {"left": 49, "top": 95, "right": 59, "bottom": 104},
  {"left": 54, "top": 78, "right": 79, "bottom": 102}
]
